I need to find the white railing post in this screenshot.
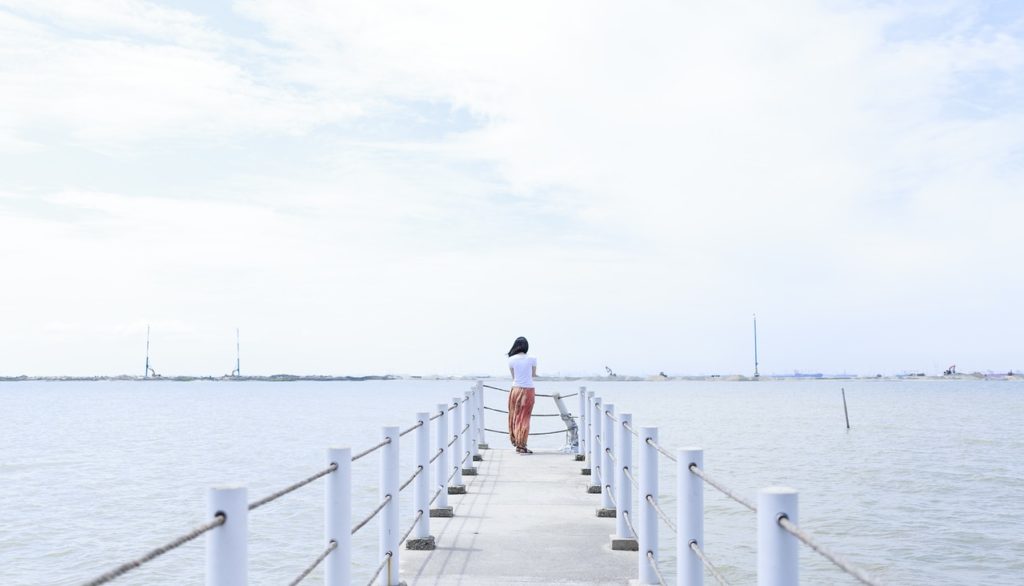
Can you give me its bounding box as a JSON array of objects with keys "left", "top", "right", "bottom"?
[
  {"left": 325, "top": 448, "right": 351, "bottom": 586},
  {"left": 468, "top": 388, "right": 481, "bottom": 464},
  {"left": 678, "top": 448, "right": 704, "bottom": 586},
  {"left": 613, "top": 413, "right": 635, "bottom": 549},
  {"left": 431, "top": 404, "right": 452, "bottom": 516},
  {"left": 380, "top": 426, "right": 401, "bottom": 586},
  {"left": 588, "top": 395, "right": 602, "bottom": 493},
  {"left": 758, "top": 487, "right": 799, "bottom": 586},
  {"left": 599, "top": 403, "right": 616, "bottom": 513},
  {"left": 638, "top": 427, "right": 659, "bottom": 585},
  {"left": 406, "top": 413, "right": 434, "bottom": 549},
  {"left": 476, "top": 381, "right": 488, "bottom": 449},
  {"left": 577, "top": 386, "right": 587, "bottom": 462},
  {"left": 449, "top": 397, "right": 465, "bottom": 493},
  {"left": 206, "top": 487, "right": 247, "bottom": 586}
]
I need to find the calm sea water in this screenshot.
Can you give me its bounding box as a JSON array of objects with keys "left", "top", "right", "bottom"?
[{"left": 1, "top": 379, "right": 1022, "bottom": 585}]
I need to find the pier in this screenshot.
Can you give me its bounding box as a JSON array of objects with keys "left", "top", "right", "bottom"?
[{"left": 81, "top": 383, "right": 880, "bottom": 586}]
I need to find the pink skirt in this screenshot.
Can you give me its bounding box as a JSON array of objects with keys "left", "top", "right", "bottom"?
[{"left": 508, "top": 386, "right": 536, "bottom": 449}]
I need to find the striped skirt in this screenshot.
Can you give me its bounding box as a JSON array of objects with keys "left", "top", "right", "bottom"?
[{"left": 508, "top": 386, "right": 536, "bottom": 449}]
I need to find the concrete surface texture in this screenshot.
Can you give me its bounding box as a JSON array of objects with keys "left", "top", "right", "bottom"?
[{"left": 401, "top": 448, "right": 636, "bottom": 585}]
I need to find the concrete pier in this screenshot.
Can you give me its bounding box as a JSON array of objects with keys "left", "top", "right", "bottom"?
[{"left": 401, "top": 449, "right": 635, "bottom": 585}]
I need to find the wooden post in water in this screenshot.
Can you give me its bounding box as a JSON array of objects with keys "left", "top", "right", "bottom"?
[{"left": 841, "top": 387, "right": 851, "bottom": 429}]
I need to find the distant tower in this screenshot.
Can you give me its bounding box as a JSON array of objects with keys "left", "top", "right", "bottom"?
[
  {"left": 753, "top": 314, "right": 760, "bottom": 378},
  {"left": 145, "top": 325, "right": 151, "bottom": 378},
  {"left": 231, "top": 328, "right": 241, "bottom": 377}
]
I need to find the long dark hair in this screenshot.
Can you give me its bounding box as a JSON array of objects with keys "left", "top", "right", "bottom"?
[{"left": 507, "top": 336, "right": 529, "bottom": 357}]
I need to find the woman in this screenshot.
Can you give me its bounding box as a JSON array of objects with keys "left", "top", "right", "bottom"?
[{"left": 507, "top": 336, "right": 537, "bottom": 454}]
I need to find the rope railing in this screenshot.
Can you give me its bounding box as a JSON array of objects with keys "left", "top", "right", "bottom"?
[
  {"left": 366, "top": 552, "right": 392, "bottom": 586},
  {"left": 82, "top": 514, "right": 226, "bottom": 586},
  {"left": 351, "top": 494, "right": 391, "bottom": 536},
  {"left": 352, "top": 437, "right": 392, "bottom": 462},
  {"left": 484, "top": 405, "right": 566, "bottom": 417},
  {"left": 645, "top": 436, "right": 677, "bottom": 462},
  {"left": 688, "top": 464, "right": 757, "bottom": 513},
  {"left": 429, "top": 447, "right": 444, "bottom": 464},
  {"left": 778, "top": 515, "right": 881, "bottom": 586},
  {"left": 623, "top": 466, "right": 639, "bottom": 489},
  {"left": 605, "top": 446, "right": 617, "bottom": 463},
  {"left": 622, "top": 419, "right": 639, "bottom": 437},
  {"left": 286, "top": 540, "right": 337, "bottom": 586},
  {"left": 484, "top": 427, "right": 570, "bottom": 436},
  {"left": 480, "top": 383, "right": 576, "bottom": 399},
  {"left": 604, "top": 484, "right": 617, "bottom": 507},
  {"left": 646, "top": 551, "right": 668, "bottom": 586},
  {"left": 429, "top": 486, "right": 443, "bottom": 505},
  {"left": 400, "top": 465, "right": 424, "bottom": 492},
  {"left": 604, "top": 409, "right": 619, "bottom": 422},
  {"left": 621, "top": 509, "right": 638, "bottom": 539},
  {"left": 429, "top": 410, "right": 444, "bottom": 421},
  {"left": 645, "top": 494, "right": 676, "bottom": 533},
  {"left": 690, "top": 541, "right": 732, "bottom": 586},
  {"left": 399, "top": 420, "right": 424, "bottom": 437},
  {"left": 399, "top": 510, "right": 425, "bottom": 547},
  {"left": 248, "top": 463, "right": 337, "bottom": 511}
]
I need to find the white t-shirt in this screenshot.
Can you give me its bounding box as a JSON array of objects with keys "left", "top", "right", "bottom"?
[{"left": 508, "top": 354, "right": 537, "bottom": 388}]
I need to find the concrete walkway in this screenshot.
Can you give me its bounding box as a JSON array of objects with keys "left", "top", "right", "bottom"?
[{"left": 400, "top": 448, "right": 636, "bottom": 585}]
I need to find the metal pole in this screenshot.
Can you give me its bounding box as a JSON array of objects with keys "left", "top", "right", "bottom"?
[
  {"left": 450, "top": 397, "right": 464, "bottom": 489},
  {"left": 678, "top": 448, "right": 704, "bottom": 586},
  {"left": 476, "top": 381, "right": 487, "bottom": 448},
  {"left": 578, "top": 386, "right": 587, "bottom": 461},
  {"left": 413, "top": 414, "right": 431, "bottom": 540},
  {"left": 588, "top": 395, "right": 602, "bottom": 492},
  {"left": 325, "top": 448, "right": 351, "bottom": 586},
  {"left": 206, "top": 487, "right": 247, "bottom": 586},
  {"left": 638, "top": 427, "right": 659, "bottom": 585},
  {"left": 468, "top": 388, "right": 480, "bottom": 463},
  {"left": 758, "top": 487, "right": 798, "bottom": 586},
  {"left": 601, "top": 403, "right": 615, "bottom": 511},
  {"left": 615, "top": 413, "right": 633, "bottom": 540},
  {"left": 380, "top": 426, "right": 401, "bottom": 586},
  {"left": 434, "top": 404, "right": 449, "bottom": 511}
]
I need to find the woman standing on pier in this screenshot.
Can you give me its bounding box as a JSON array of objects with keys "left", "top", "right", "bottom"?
[{"left": 507, "top": 336, "right": 536, "bottom": 454}]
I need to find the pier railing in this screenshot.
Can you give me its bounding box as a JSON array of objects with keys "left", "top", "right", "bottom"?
[
  {"left": 580, "top": 386, "right": 882, "bottom": 586},
  {"left": 82, "top": 382, "right": 488, "bottom": 586}
]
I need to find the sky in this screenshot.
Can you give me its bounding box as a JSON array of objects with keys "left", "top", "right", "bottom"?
[{"left": 1, "top": 0, "right": 1022, "bottom": 377}]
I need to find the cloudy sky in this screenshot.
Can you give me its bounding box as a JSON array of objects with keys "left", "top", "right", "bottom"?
[{"left": 1, "top": 1, "right": 1021, "bottom": 377}]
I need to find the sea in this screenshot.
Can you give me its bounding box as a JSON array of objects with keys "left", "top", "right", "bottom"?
[{"left": 1, "top": 379, "right": 1022, "bottom": 585}]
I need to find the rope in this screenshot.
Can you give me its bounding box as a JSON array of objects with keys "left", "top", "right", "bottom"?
[
  {"left": 399, "top": 510, "right": 425, "bottom": 546},
  {"left": 690, "top": 541, "right": 732, "bottom": 586},
  {"left": 400, "top": 466, "right": 423, "bottom": 492},
  {"left": 605, "top": 410, "right": 619, "bottom": 422},
  {"left": 447, "top": 401, "right": 459, "bottom": 412},
  {"left": 623, "top": 466, "right": 639, "bottom": 489},
  {"left": 448, "top": 434, "right": 458, "bottom": 448},
  {"left": 481, "top": 383, "right": 557, "bottom": 398},
  {"left": 621, "top": 509, "right": 638, "bottom": 539},
  {"left": 429, "top": 410, "right": 444, "bottom": 421},
  {"left": 485, "top": 406, "right": 566, "bottom": 417},
  {"left": 287, "top": 540, "right": 337, "bottom": 586},
  {"left": 366, "top": 552, "right": 392, "bottom": 586},
  {"left": 778, "top": 515, "right": 881, "bottom": 586},
  {"left": 605, "top": 447, "right": 617, "bottom": 463},
  {"left": 448, "top": 461, "right": 462, "bottom": 483},
  {"left": 249, "top": 463, "right": 337, "bottom": 511},
  {"left": 429, "top": 486, "right": 443, "bottom": 505},
  {"left": 622, "top": 419, "right": 639, "bottom": 437},
  {"left": 484, "top": 427, "right": 569, "bottom": 436},
  {"left": 461, "top": 450, "right": 472, "bottom": 465},
  {"left": 352, "top": 438, "right": 392, "bottom": 462},
  {"left": 400, "top": 420, "right": 424, "bottom": 437},
  {"left": 646, "top": 551, "right": 668, "bottom": 586},
  {"left": 645, "top": 437, "right": 677, "bottom": 462},
  {"left": 604, "top": 484, "right": 617, "bottom": 506},
  {"left": 429, "top": 447, "right": 444, "bottom": 464},
  {"left": 81, "top": 514, "right": 225, "bottom": 586},
  {"left": 351, "top": 494, "right": 391, "bottom": 536},
  {"left": 689, "top": 464, "right": 756, "bottom": 512},
  {"left": 646, "top": 494, "right": 676, "bottom": 533}
]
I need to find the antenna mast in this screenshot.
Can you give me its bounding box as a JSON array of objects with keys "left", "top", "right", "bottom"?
[
  {"left": 145, "top": 325, "right": 150, "bottom": 378},
  {"left": 753, "top": 314, "right": 760, "bottom": 378}
]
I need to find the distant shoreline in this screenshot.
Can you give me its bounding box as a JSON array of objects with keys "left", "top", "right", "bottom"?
[{"left": 1, "top": 373, "right": 1022, "bottom": 382}]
